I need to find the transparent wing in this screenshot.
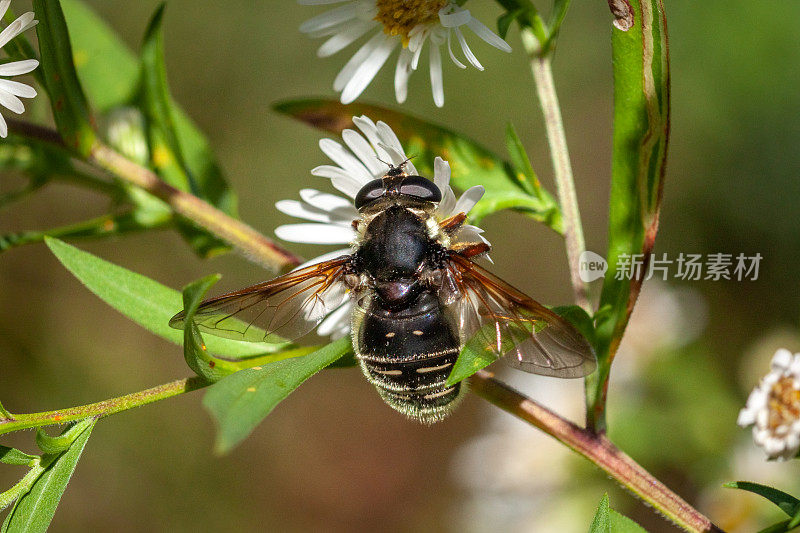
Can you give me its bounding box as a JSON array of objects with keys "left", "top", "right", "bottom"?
[
  {"left": 442, "top": 253, "right": 596, "bottom": 378},
  {"left": 169, "top": 256, "right": 352, "bottom": 343}
]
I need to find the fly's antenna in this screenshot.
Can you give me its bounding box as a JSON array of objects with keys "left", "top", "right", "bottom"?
[{"left": 375, "top": 155, "right": 395, "bottom": 169}]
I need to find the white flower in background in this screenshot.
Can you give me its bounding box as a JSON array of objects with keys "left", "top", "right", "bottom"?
[
  {"left": 299, "top": 0, "right": 512, "bottom": 107},
  {"left": 0, "top": 1, "right": 39, "bottom": 138},
  {"left": 274, "top": 115, "right": 488, "bottom": 338},
  {"left": 738, "top": 348, "right": 800, "bottom": 460}
]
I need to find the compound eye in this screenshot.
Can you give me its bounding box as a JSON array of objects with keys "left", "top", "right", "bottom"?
[
  {"left": 354, "top": 178, "right": 386, "bottom": 209},
  {"left": 398, "top": 176, "right": 442, "bottom": 203}
]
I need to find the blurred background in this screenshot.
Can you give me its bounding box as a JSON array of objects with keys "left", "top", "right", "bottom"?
[{"left": 2, "top": 1, "right": 800, "bottom": 531}]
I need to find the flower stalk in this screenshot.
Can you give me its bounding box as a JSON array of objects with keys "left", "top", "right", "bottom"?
[
  {"left": 470, "top": 370, "right": 723, "bottom": 533},
  {"left": 521, "top": 28, "right": 590, "bottom": 311}
]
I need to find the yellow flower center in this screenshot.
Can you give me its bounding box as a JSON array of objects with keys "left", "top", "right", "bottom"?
[
  {"left": 768, "top": 376, "right": 800, "bottom": 430},
  {"left": 374, "top": 0, "right": 448, "bottom": 45}
]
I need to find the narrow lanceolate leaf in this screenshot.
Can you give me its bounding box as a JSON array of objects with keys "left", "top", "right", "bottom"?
[
  {"left": 60, "top": 0, "right": 139, "bottom": 112},
  {"left": 43, "top": 237, "right": 282, "bottom": 358},
  {"left": 32, "top": 0, "right": 96, "bottom": 156},
  {"left": 586, "top": 0, "right": 670, "bottom": 432},
  {"left": 137, "top": 4, "right": 231, "bottom": 257},
  {"left": 204, "top": 337, "right": 352, "bottom": 454},
  {"left": 724, "top": 482, "right": 800, "bottom": 517},
  {"left": 1, "top": 420, "right": 95, "bottom": 533},
  {"left": 274, "top": 99, "right": 562, "bottom": 231}
]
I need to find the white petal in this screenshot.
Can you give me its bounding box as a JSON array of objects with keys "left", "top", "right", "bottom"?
[
  {"left": 433, "top": 157, "right": 451, "bottom": 196},
  {"left": 340, "top": 35, "right": 396, "bottom": 104},
  {"left": 295, "top": 248, "right": 352, "bottom": 270},
  {"left": 453, "top": 185, "right": 485, "bottom": 215},
  {"left": 0, "top": 59, "right": 38, "bottom": 76},
  {"left": 299, "top": 3, "right": 357, "bottom": 33},
  {"left": 454, "top": 27, "right": 483, "bottom": 70},
  {"left": 333, "top": 31, "right": 385, "bottom": 91},
  {"left": 275, "top": 200, "right": 334, "bottom": 223},
  {"left": 0, "top": 89, "right": 24, "bottom": 114},
  {"left": 377, "top": 143, "right": 407, "bottom": 166},
  {"left": 394, "top": 48, "right": 414, "bottom": 103},
  {"left": 317, "top": 19, "right": 374, "bottom": 57},
  {"left": 317, "top": 301, "right": 353, "bottom": 336},
  {"left": 772, "top": 348, "right": 793, "bottom": 371},
  {"left": 466, "top": 18, "right": 512, "bottom": 52},
  {"left": 353, "top": 115, "right": 391, "bottom": 161},
  {"left": 0, "top": 11, "right": 35, "bottom": 49},
  {"left": 0, "top": 79, "right": 36, "bottom": 98},
  {"left": 0, "top": 111, "right": 7, "bottom": 138},
  {"left": 311, "top": 165, "right": 364, "bottom": 198},
  {"left": 446, "top": 32, "right": 466, "bottom": 69},
  {"left": 275, "top": 223, "right": 354, "bottom": 244},
  {"left": 438, "top": 5, "right": 472, "bottom": 28},
  {"left": 376, "top": 121, "right": 406, "bottom": 157},
  {"left": 342, "top": 128, "right": 383, "bottom": 176},
  {"left": 428, "top": 42, "right": 444, "bottom": 107},
  {"left": 299, "top": 188, "right": 355, "bottom": 213},
  {"left": 318, "top": 138, "right": 373, "bottom": 181},
  {"left": 737, "top": 407, "right": 757, "bottom": 427},
  {"left": 0, "top": 1, "right": 10, "bottom": 22},
  {"left": 437, "top": 186, "right": 457, "bottom": 217}
]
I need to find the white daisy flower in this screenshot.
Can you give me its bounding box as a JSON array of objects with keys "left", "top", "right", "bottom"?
[
  {"left": 274, "top": 115, "right": 488, "bottom": 338},
  {"left": 0, "top": 1, "right": 39, "bottom": 138},
  {"left": 738, "top": 348, "right": 800, "bottom": 460},
  {"left": 299, "top": 0, "right": 512, "bottom": 107}
]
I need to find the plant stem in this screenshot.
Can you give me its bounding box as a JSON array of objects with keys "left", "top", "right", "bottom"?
[
  {"left": 470, "top": 370, "right": 724, "bottom": 533},
  {"left": 521, "top": 29, "right": 590, "bottom": 311},
  {"left": 6, "top": 119, "right": 304, "bottom": 273},
  {"left": 0, "top": 377, "right": 209, "bottom": 435}
]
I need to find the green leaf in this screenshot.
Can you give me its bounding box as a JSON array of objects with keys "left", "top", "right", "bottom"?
[
  {"left": 0, "top": 448, "right": 38, "bottom": 467},
  {"left": 32, "top": 0, "right": 96, "bottom": 156},
  {"left": 1, "top": 419, "right": 94, "bottom": 533},
  {"left": 177, "top": 274, "right": 258, "bottom": 381},
  {"left": 586, "top": 0, "right": 670, "bottom": 431},
  {"left": 61, "top": 0, "right": 138, "bottom": 112},
  {"left": 0, "top": 400, "right": 11, "bottom": 420},
  {"left": 61, "top": 0, "right": 238, "bottom": 256},
  {"left": 589, "top": 494, "right": 647, "bottom": 533},
  {"left": 757, "top": 520, "right": 799, "bottom": 533},
  {"left": 504, "top": 123, "right": 540, "bottom": 196},
  {"left": 43, "top": 237, "right": 278, "bottom": 358},
  {"left": 137, "top": 4, "right": 230, "bottom": 257},
  {"left": 273, "top": 99, "right": 562, "bottom": 231},
  {"left": 495, "top": 0, "right": 545, "bottom": 44},
  {"left": 34, "top": 419, "right": 94, "bottom": 455},
  {"left": 204, "top": 337, "right": 352, "bottom": 454},
  {"left": 589, "top": 493, "right": 611, "bottom": 532},
  {"left": 724, "top": 481, "right": 800, "bottom": 517}
]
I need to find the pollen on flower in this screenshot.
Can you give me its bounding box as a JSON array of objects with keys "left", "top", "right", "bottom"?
[
  {"left": 374, "top": 0, "right": 447, "bottom": 45},
  {"left": 767, "top": 377, "right": 800, "bottom": 431}
]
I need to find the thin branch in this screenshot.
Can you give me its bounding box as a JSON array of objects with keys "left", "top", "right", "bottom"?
[
  {"left": 521, "top": 30, "right": 591, "bottom": 311},
  {"left": 0, "top": 377, "right": 209, "bottom": 435},
  {"left": 470, "top": 370, "right": 724, "bottom": 533},
  {"left": 7, "top": 118, "right": 303, "bottom": 273}
]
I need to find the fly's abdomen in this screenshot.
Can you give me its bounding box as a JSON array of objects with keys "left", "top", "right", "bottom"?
[{"left": 354, "top": 291, "right": 465, "bottom": 424}]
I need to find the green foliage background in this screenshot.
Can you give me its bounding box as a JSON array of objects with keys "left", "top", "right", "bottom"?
[{"left": 1, "top": 0, "right": 800, "bottom": 531}]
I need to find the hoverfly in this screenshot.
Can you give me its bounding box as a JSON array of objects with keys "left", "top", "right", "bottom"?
[{"left": 170, "top": 162, "right": 596, "bottom": 423}]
